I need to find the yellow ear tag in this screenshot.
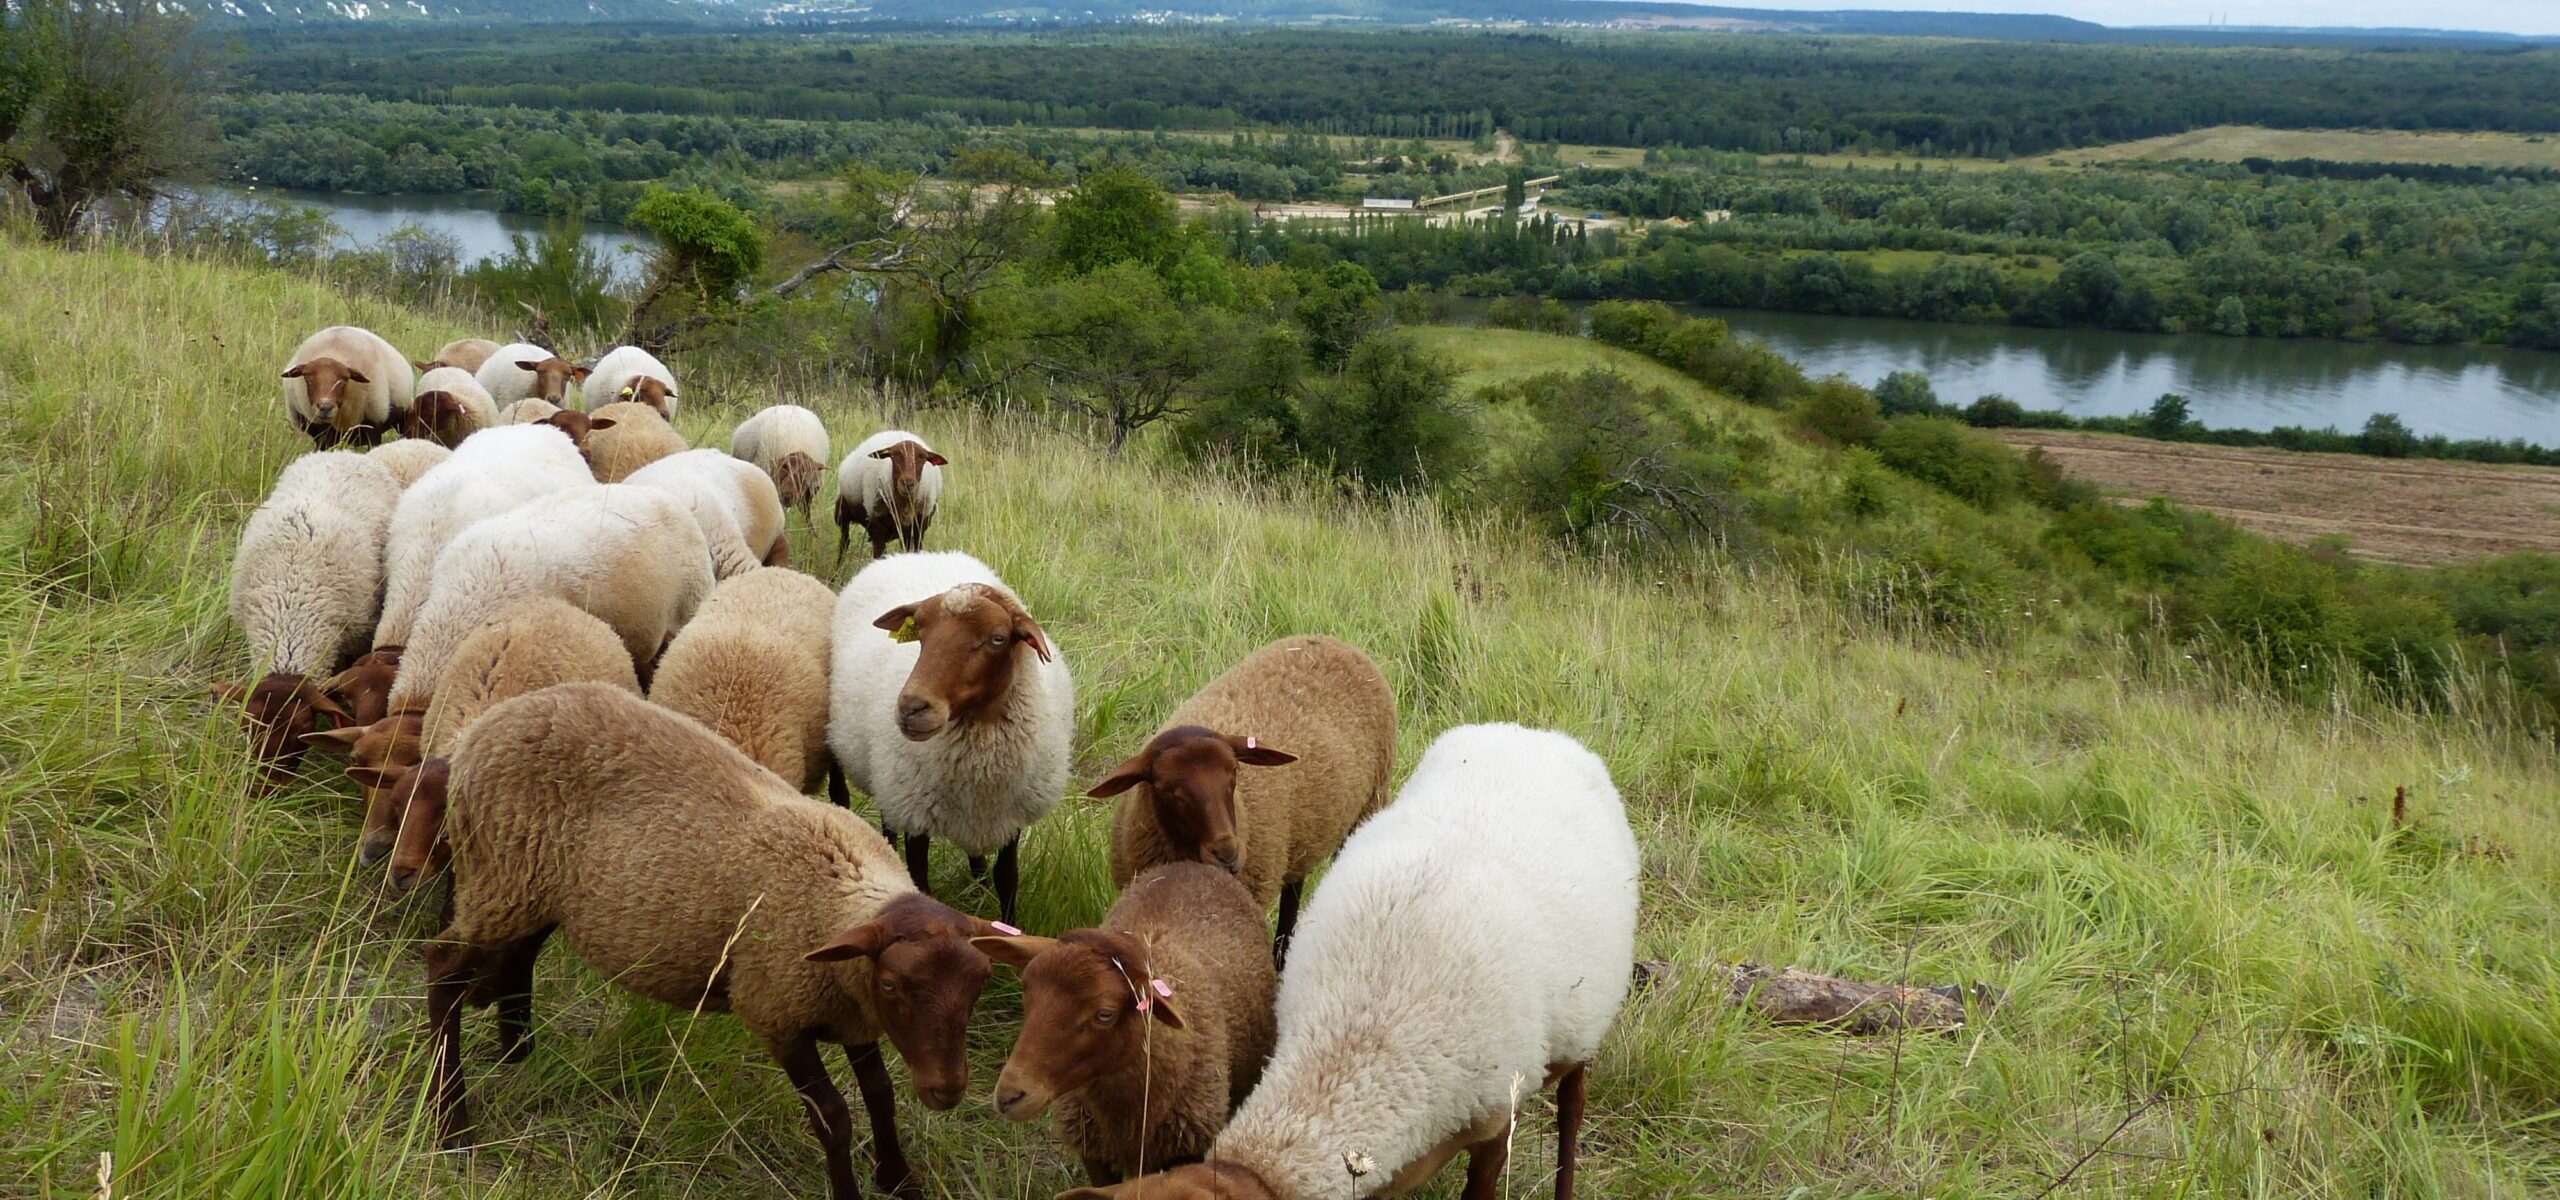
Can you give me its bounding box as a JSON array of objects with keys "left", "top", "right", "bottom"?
[{"left": 889, "top": 617, "right": 919, "bottom": 644}]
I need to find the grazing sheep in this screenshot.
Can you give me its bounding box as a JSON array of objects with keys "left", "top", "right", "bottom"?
[
  {"left": 216, "top": 451, "right": 401, "bottom": 780},
  {"left": 400, "top": 366, "right": 498, "bottom": 448},
  {"left": 322, "top": 646, "right": 404, "bottom": 728},
  {"left": 731, "top": 404, "right": 831, "bottom": 518},
  {"left": 532, "top": 408, "right": 617, "bottom": 462},
  {"left": 1094, "top": 636, "right": 1395, "bottom": 958},
  {"left": 387, "top": 482, "right": 712, "bottom": 711},
  {"left": 349, "top": 596, "right": 641, "bottom": 880},
  {"left": 500, "top": 397, "right": 562, "bottom": 426},
  {"left": 649, "top": 567, "right": 839, "bottom": 797},
  {"left": 369, "top": 440, "right": 451, "bottom": 490},
  {"left": 580, "top": 344, "right": 680, "bottom": 416},
  {"left": 472, "top": 343, "right": 587, "bottom": 409},
  {"left": 425, "top": 338, "right": 502, "bottom": 374},
  {"left": 1060, "top": 724, "right": 1641, "bottom": 1200},
  {"left": 625, "top": 448, "right": 789, "bottom": 577},
  {"left": 372, "top": 424, "right": 595, "bottom": 653},
  {"left": 423, "top": 683, "right": 1002, "bottom": 1200},
  {"left": 581, "top": 400, "right": 687, "bottom": 483},
  {"left": 979, "top": 863, "right": 1278, "bottom": 1186},
  {"left": 835, "top": 430, "right": 945, "bottom": 561},
  {"left": 829, "top": 551, "right": 1071, "bottom": 926},
  {"left": 281, "top": 326, "right": 415, "bottom": 449}
]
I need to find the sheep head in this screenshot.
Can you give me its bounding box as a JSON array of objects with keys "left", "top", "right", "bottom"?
[
  {"left": 772, "top": 450, "right": 826, "bottom": 509},
  {"left": 873, "top": 583, "right": 1050, "bottom": 740},
  {"left": 402, "top": 391, "right": 463, "bottom": 445},
  {"left": 513, "top": 356, "right": 588, "bottom": 403},
  {"left": 1054, "top": 1163, "right": 1280, "bottom": 1200},
  {"left": 538, "top": 409, "right": 617, "bottom": 458},
  {"left": 804, "top": 892, "right": 1003, "bottom": 1112},
  {"left": 381, "top": 756, "right": 454, "bottom": 894},
  {"left": 322, "top": 647, "right": 403, "bottom": 727},
  {"left": 975, "top": 929, "right": 1184, "bottom": 1123},
  {"left": 1087, "top": 726, "right": 1297, "bottom": 876},
  {"left": 613, "top": 375, "right": 675, "bottom": 417},
  {"left": 305, "top": 708, "right": 426, "bottom": 864},
  {"left": 869, "top": 440, "right": 946, "bottom": 535},
  {"left": 212, "top": 672, "right": 351, "bottom": 783},
  {"left": 283, "top": 357, "right": 372, "bottom": 431}
]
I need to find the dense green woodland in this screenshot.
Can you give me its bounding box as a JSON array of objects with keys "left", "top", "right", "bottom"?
[{"left": 231, "top": 27, "right": 2560, "bottom": 159}]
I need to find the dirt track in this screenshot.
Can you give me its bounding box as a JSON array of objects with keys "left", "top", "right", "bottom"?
[{"left": 1998, "top": 431, "right": 2560, "bottom": 566}]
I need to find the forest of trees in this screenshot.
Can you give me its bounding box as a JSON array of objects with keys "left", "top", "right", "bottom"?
[{"left": 229, "top": 27, "right": 2560, "bottom": 159}]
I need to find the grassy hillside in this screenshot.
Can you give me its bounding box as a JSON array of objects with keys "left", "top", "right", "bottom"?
[{"left": 5, "top": 239, "right": 2560, "bottom": 1197}]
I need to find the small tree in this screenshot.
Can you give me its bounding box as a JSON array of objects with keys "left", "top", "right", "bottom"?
[
  {"left": 2145, "top": 393, "right": 2193, "bottom": 439},
  {"left": 1299, "top": 334, "right": 1471, "bottom": 491},
  {"left": 1051, "top": 165, "right": 1179, "bottom": 276},
  {"left": 1295, "top": 261, "right": 1383, "bottom": 370},
  {"left": 2357, "top": 412, "right": 2417, "bottom": 458},
  {"left": 1026, "top": 262, "right": 1219, "bottom": 453},
  {"left": 1502, "top": 168, "right": 1527, "bottom": 214},
  {"left": 0, "top": 0, "right": 207, "bottom": 242},
  {"left": 620, "top": 188, "right": 763, "bottom": 352},
  {"left": 1873, "top": 370, "right": 1943, "bottom": 417}
]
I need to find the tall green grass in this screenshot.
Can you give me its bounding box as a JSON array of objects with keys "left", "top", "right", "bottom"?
[{"left": 3, "top": 239, "right": 2558, "bottom": 1197}]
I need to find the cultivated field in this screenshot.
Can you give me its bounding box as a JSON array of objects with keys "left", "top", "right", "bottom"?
[
  {"left": 2000, "top": 430, "right": 2560, "bottom": 565},
  {"left": 2049, "top": 125, "right": 2560, "bottom": 170},
  {"left": 5, "top": 241, "right": 2559, "bottom": 1198}
]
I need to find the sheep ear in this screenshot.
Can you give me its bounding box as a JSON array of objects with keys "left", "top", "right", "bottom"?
[
  {"left": 571, "top": 366, "right": 592, "bottom": 380},
  {"left": 805, "top": 922, "right": 893, "bottom": 962},
  {"left": 413, "top": 360, "right": 435, "bottom": 372},
  {"left": 281, "top": 364, "right": 309, "bottom": 379},
  {"left": 968, "top": 934, "right": 1057, "bottom": 969},
  {"left": 300, "top": 687, "right": 351, "bottom": 721},
  {"left": 300, "top": 727, "right": 366, "bottom": 756},
  {"left": 514, "top": 360, "right": 542, "bottom": 372},
  {"left": 344, "top": 369, "right": 371, "bottom": 384},
  {"left": 1227, "top": 735, "right": 1297, "bottom": 768},
  {"left": 587, "top": 417, "right": 618, "bottom": 432},
  {"left": 1143, "top": 984, "right": 1184, "bottom": 1030},
  {"left": 1085, "top": 752, "right": 1152, "bottom": 799},
  {"left": 922, "top": 451, "right": 947, "bottom": 467},
  {"left": 871, "top": 603, "right": 921, "bottom": 636},
  {"left": 345, "top": 762, "right": 408, "bottom": 791},
  {"left": 870, "top": 448, "right": 895, "bottom": 459},
  {"left": 210, "top": 682, "right": 249, "bottom": 704},
  {"left": 1013, "top": 616, "right": 1053, "bottom": 664}
]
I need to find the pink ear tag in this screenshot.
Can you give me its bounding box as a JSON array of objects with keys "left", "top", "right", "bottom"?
[
  {"left": 1135, "top": 992, "right": 1151, "bottom": 1013},
  {"left": 1244, "top": 737, "right": 1258, "bottom": 749},
  {"left": 1151, "top": 978, "right": 1173, "bottom": 998},
  {"left": 991, "top": 921, "right": 1022, "bottom": 936}
]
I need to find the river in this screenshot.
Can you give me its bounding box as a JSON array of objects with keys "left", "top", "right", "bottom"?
[
  {"left": 1702, "top": 307, "right": 2560, "bottom": 444},
  {"left": 187, "top": 185, "right": 653, "bottom": 283}
]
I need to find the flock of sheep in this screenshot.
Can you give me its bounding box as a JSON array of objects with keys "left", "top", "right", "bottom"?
[{"left": 219, "top": 324, "right": 1644, "bottom": 1200}]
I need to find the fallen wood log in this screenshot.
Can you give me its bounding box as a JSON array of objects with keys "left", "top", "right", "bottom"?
[{"left": 1634, "top": 960, "right": 1997, "bottom": 1034}]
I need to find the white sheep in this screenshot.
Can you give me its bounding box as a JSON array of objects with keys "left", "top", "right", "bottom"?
[
  {"left": 624, "top": 448, "right": 788, "bottom": 578},
  {"left": 386, "top": 483, "right": 714, "bottom": 710},
  {"left": 401, "top": 366, "right": 498, "bottom": 448},
  {"left": 368, "top": 439, "right": 451, "bottom": 490},
  {"left": 834, "top": 430, "right": 944, "bottom": 561},
  {"left": 281, "top": 325, "right": 414, "bottom": 449},
  {"left": 217, "top": 450, "right": 401, "bottom": 778},
  {"left": 829, "top": 550, "right": 1070, "bottom": 926},
  {"left": 424, "top": 338, "right": 502, "bottom": 374},
  {"left": 1069, "top": 724, "right": 1640, "bottom": 1200},
  {"left": 581, "top": 344, "right": 680, "bottom": 416},
  {"left": 730, "top": 404, "right": 832, "bottom": 518},
  {"left": 371, "top": 424, "right": 595, "bottom": 654},
  {"left": 472, "top": 343, "right": 587, "bottom": 409}
]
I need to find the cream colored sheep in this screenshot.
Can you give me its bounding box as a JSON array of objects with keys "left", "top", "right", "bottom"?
[
  {"left": 281, "top": 325, "right": 414, "bottom": 448},
  {"left": 648, "top": 567, "right": 837, "bottom": 795},
  {"left": 582, "top": 400, "right": 688, "bottom": 483}
]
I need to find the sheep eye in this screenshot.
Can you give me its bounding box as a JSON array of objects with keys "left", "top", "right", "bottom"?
[
  {"left": 1094, "top": 1008, "right": 1117, "bottom": 1025},
  {"left": 986, "top": 633, "right": 1008, "bottom": 648}
]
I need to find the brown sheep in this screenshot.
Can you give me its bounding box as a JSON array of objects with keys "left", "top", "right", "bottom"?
[
  {"left": 1094, "top": 636, "right": 1395, "bottom": 957},
  {"left": 581, "top": 400, "right": 687, "bottom": 483},
  {"left": 423, "top": 683, "right": 1000, "bottom": 1200},
  {"left": 424, "top": 338, "right": 502, "bottom": 374},
  {"left": 356, "top": 597, "right": 640, "bottom": 884},
  {"left": 649, "top": 567, "right": 839, "bottom": 798},
  {"left": 978, "top": 863, "right": 1277, "bottom": 1187}
]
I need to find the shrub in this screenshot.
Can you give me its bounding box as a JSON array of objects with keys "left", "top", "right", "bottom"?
[
  {"left": 1491, "top": 369, "right": 1742, "bottom": 551},
  {"left": 2145, "top": 393, "right": 2194, "bottom": 439},
  {"left": 1298, "top": 334, "right": 1473, "bottom": 491},
  {"left": 2358, "top": 412, "right": 2417, "bottom": 458},
  {"left": 1792, "top": 377, "right": 1884, "bottom": 447},
  {"left": 1872, "top": 416, "right": 2023, "bottom": 508},
  {"left": 1874, "top": 370, "right": 1944, "bottom": 417},
  {"left": 1964, "top": 393, "right": 2028, "bottom": 428}
]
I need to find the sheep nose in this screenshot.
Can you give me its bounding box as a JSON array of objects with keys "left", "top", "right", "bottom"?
[
  {"left": 918, "top": 1083, "right": 963, "bottom": 1112},
  {"left": 356, "top": 832, "right": 394, "bottom": 866},
  {"left": 386, "top": 864, "right": 418, "bottom": 894},
  {"left": 994, "top": 1086, "right": 1027, "bottom": 1115},
  {"left": 1213, "top": 850, "right": 1241, "bottom": 874}
]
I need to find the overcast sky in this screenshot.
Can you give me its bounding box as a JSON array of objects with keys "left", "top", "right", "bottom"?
[{"left": 1718, "top": 0, "right": 2560, "bottom": 35}]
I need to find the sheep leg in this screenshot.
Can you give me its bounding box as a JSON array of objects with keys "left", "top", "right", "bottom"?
[
  {"left": 774, "top": 1035, "right": 865, "bottom": 1200},
  {"left": 967, "top": 855, "right": 987, "bottom": 879},
  {"left": 1080, "top": 1157, "right": 1119, "bottom": 1187},
  {"left": 1459, "top": 1113, "right": 1515, "bottom": 1200},
  {"left": 1553, "top": 1063, "right": 1588, "bottom": 1200},
  {"left": 826, "top": 757, "right": 851, "bottom": 809},
  {"left": 992, "top": 835, "right": 1020, "bottom": 929},
  {"left": 422, "top": 940, "right": 485, "bottom": 1149},
  {"left": 903, "top": 831, "right": 933, "bottom": 896},
  {"left": 843, "top": 1040, "right": 925, "bottom": 1200},
  {"left": 491, "top": 927, "right": 555, "bottom": 1065},
  {"left": 1273, "top": 879, "right": 1304, "bottom": 970}
]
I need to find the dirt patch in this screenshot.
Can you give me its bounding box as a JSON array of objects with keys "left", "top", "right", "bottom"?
[{"left": 1999, "top": 431, "right": 2560, "bottom": 566}]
